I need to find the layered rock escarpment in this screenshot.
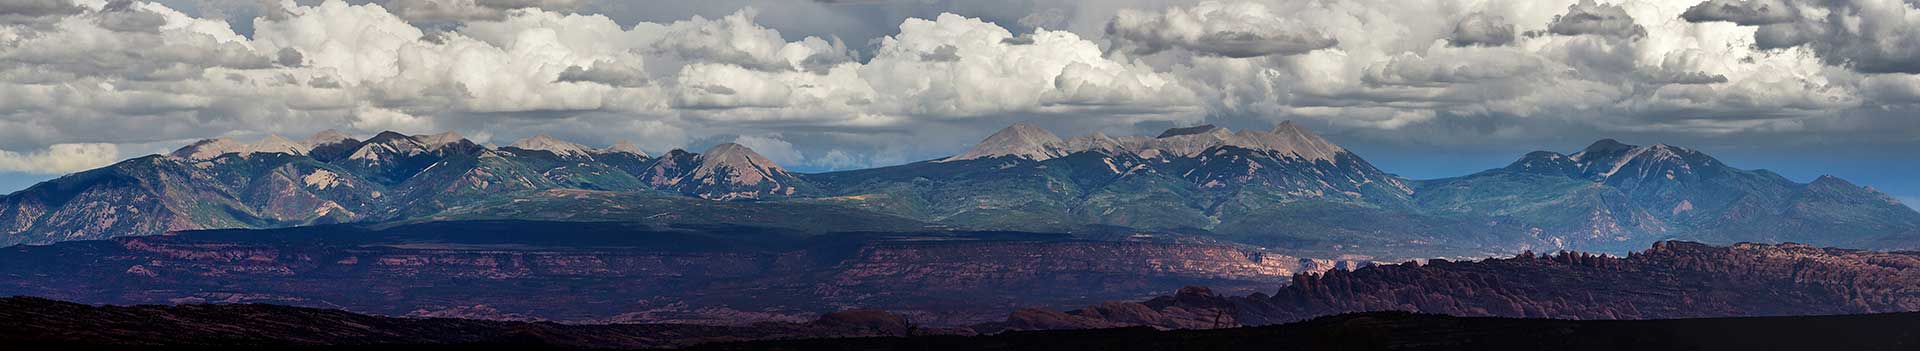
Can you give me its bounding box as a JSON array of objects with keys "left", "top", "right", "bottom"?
[
  {"left": 0, "top": 221, "right": 1313, "bottom": 326},
  {"left": 1002, "top": 241, "right": 1920, "bottom": 330}
]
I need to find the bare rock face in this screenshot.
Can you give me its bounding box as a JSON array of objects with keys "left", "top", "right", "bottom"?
[
  {"left": 943, "top": 122, "right": 1066, "bottom": 162},
  {"left": 688, "top": 143, "right": 800, "bottom": 199},
  {"left": 994, "top": 286, "right": 1238, "bottom": 331},
  {"left": 641, "top": 143, "right": 806, "bottom": 200},
  {"left": 999, "top": 241, "right": 1920, "bottom": 331}
]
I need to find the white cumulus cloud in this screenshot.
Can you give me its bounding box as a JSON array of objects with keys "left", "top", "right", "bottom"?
[
  {"left": 0, "top": 0, "right": 1912, "bottom": 176},
  {"left": 0, "top": 143, "right": 119, "bottom": 174},
  {"left": 1105, "top": 1, "right": 1336, "bottom": 58}
]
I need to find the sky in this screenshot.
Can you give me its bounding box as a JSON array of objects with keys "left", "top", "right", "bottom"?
[{"left": 0, "top": 0, "right": 1916, "bottom": 207}]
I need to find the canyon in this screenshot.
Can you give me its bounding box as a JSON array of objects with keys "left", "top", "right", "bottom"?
[{"left": 0, "top": 220, "right": 1328, "bottom": 326}]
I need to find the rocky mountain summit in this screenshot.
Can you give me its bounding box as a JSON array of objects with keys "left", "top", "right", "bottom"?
[
  {"left": 505, "top": 134, "right": 596, "bottom": 159},
  {"left": 675, "top": 143, "right": 807, "bottom": 200},
  {"left": 943, "top": 121, "right": 1347, "bottom": 163}
]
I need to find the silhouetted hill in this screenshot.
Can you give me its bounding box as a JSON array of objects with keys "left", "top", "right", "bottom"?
[
  {"left": 0, "top": 296, "right": 917, "bottom": 350},
  {"left": 4, "top": 296, "right": 1917, "bottom": 351}
]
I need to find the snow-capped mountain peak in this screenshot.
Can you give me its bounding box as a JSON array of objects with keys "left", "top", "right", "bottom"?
[
  {"left": 1509, "top": 139, "right": 1731, "bottom": 184},
  {"left": 1258, "top": 120, "right": 1346, "bottom": 162},
  {"left": 599, "top": 140, "right": 650, "bottom": 158},
  {"left": 508, "top": 134, "right": 593, "bottom": 158},
  {"left": 250, "top": 135, "right": 309, "bottom": 156},
  {"left": 944, "top": 121, "right": 1353, "bottom": 163},
  {"left": 943, "top": 122, "right": 1066, "bottom": 162},
  {"left": 303, "top": 130, "right": 355, "bottom": 148},
  {"left": 170, "top": 138, "right": 247, "bottom": 160},
  {"left": 347, "top": 133, "right": 417, "bottom": 161},
  {"left": 346, "top": 131, "right": 474, "bottom": 161},
  {"left": 1143, "top": 124, "right": 1236, "bottom": 157},
  {"left": 413, "top": 132, "right": 467, "bottom": 150},
  {"left": 1059, "top": 131, "right": 1122, "bottom": 155},
  {"left": 170, "top": 135, "right": 312, "bottom": 160},
  {"left": 1156, "top": 125, "right": 1223, "bottom": 138}
]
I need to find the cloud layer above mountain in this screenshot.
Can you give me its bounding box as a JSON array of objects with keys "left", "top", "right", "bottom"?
[{"left": 0, "top": 0, "right": 1916, "bottom": 175}]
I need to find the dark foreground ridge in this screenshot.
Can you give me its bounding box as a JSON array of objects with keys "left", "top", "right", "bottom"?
[
  {"left": 3, "top": 296, "right": 1918, "bottom": 351},
  {"left": 698, "top": 311, "right": 1920, "bottom": 351},
  {"left": 0, "top": 296, "right": 921, "bottom": 350},
  {"left": 995, "top": 240, "right": 1920, "bottom": 330}
]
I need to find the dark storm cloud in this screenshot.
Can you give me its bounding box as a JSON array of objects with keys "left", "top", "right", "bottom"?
[
  {"left": 275, "top": 48, "right": 305, "bottom": 67},
  {"left": 919, "top": 44, "right": 961, "bottom": 62},
  {"left": 1449, "top": 13, "right": 1515, "bottom": 47},
  {"left": 1105, "top": 2, "right": 1337, "bottom": 58},
  {"left": 0, "top": 0, "right": 81, "bottom": 25},
  {"left": 385, "top": 0, "right": 583, "bottom": 22},
  {"left": 0, "top": 0, "right": 82, "bottom": 17},
  {"left": 1634, "top": 68, "right": 1730, "bottom": 85},
  {"left": 97, "top": 0, "right": 168, "bottom": 33},
  {"left": 556, "top": 62, "right": 650, "bottom": 87},
  {"left": 1683, "top": 0, "right": 1920, "bottom": 74},
  {"left": 1679, "top": 0, "right": 1799, "bottom": 25},
  {"left": 1544, "top": 0, "right": 1646, "bottom": 39}
]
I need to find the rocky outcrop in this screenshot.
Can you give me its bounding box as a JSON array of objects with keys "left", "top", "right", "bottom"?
[
  {"left": 675, "top": 143, "right": 806, "bottom": 200},
  {"left": 1007, "top": 241, "right": 1920, "bottom": 330},
  {"left": 736, "top": 311, "right": 1920, "bottom": 351}
]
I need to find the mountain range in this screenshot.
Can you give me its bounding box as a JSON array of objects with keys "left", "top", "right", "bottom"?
[{"left": 2, "top": 122, "right": 1916, "bottom": 259}]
